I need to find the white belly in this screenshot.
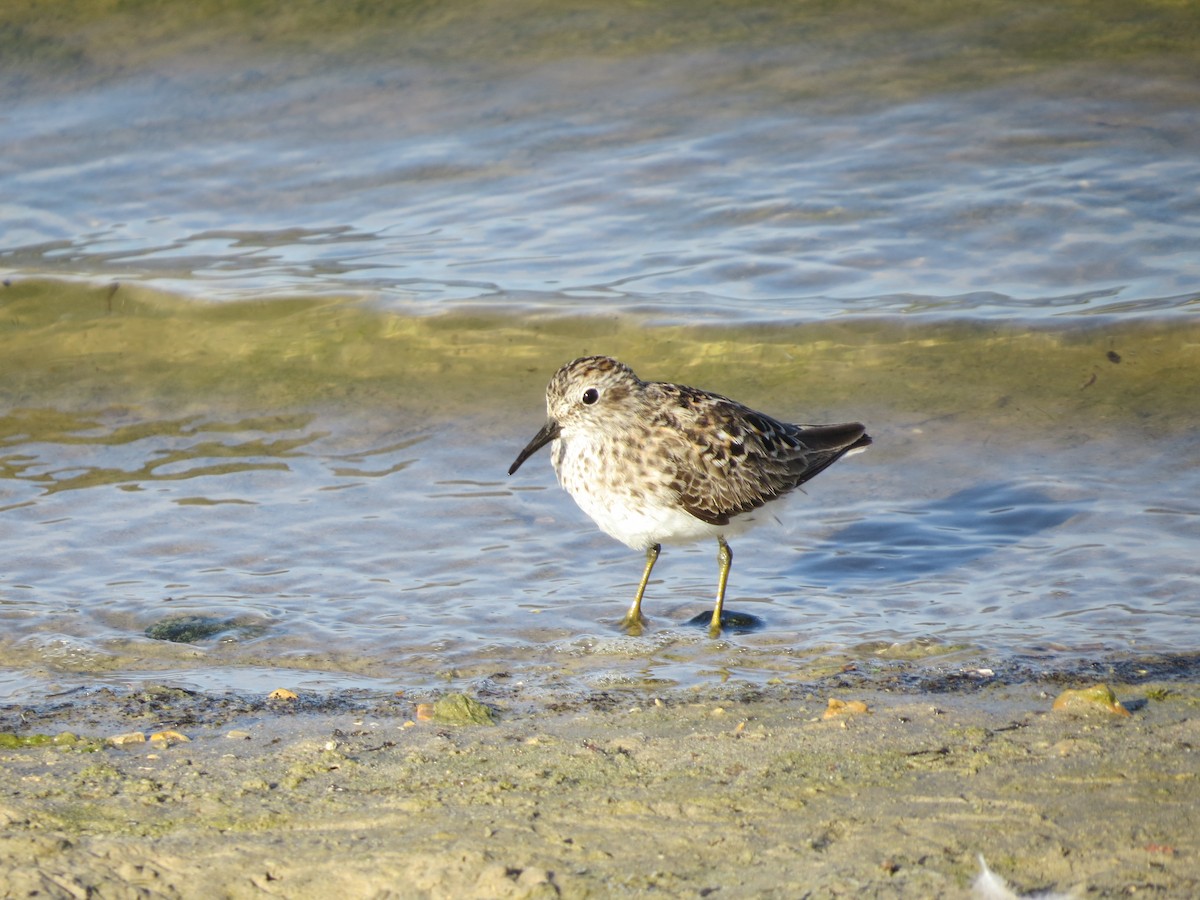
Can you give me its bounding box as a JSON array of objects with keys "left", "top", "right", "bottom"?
[{"left": 551, "top": 436, "right": 758, "bottom": 550}]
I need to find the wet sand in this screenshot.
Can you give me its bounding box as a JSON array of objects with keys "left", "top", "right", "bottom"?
[{"left": 1, "top": 675, "right": 1197, "bottom": 898}]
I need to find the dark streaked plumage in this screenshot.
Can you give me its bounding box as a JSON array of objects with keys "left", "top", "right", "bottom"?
[{"left": 508, "top": 355, "right": 870, "bottom": 636}]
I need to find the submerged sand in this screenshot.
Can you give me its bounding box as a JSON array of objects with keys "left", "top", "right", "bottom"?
[{"left": 1, "top": 678, "right": 1197, "bottom": 899}]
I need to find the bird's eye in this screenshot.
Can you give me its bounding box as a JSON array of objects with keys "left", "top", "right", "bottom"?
[{"left": 581, "top": 388, "right": 600, "bottom": 405}]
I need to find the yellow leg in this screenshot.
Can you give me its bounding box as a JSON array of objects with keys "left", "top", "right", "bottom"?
[
  {"left": 620, "top": 544, "right": 659, "bottom": 635},
  {"left": 709, "top": 537, "right": 731, "bottom": 637}
]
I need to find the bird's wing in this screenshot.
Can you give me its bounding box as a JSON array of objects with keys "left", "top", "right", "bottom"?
[{"left": 647, "top": 383, "right": 868, "bottom": 526}]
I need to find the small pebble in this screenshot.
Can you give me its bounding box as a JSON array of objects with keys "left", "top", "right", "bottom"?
[
  {"left": 823, "top": 698, "right": 869, "bottom": 719},
  {"left": 149, "top": 730, "right": 191, "bottom": 745},
  {"left": 1051, "top": 684, "right": 1130, "bottom": 717}
]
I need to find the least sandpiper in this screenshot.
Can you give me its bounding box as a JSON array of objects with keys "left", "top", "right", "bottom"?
[{"left": 508, "top": 356, "right": 871, "bottom": 636}]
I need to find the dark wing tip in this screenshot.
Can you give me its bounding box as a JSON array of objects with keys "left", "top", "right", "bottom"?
[{"left": 796, "top": 422, "right": 870, "bottom": 453}]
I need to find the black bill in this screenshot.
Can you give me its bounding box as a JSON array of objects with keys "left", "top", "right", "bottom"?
[{"left": 508, "top": 419, "right": 561, "bottom": 475}]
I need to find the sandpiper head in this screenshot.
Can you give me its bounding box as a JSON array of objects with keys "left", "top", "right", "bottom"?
[
  {"left": 545, "top": 355, "right": 641, "bottom": 422},
  {"left": 508, "top": 356, "right": 642, "bottom": 475}
]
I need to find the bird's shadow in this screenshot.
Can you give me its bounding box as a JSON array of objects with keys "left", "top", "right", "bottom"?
[
  {"left": 685, "top": 609, "right": 767, "bottom": 634},
  {"left": 790, "top": 480, "right": 1085, "bottom": 586}
]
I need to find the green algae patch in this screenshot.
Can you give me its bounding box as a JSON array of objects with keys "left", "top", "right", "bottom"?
[
  {"left": 145, "top": 615, "right": 233, "bottom": 643},
  {"left": 145, "top": 615, "right": 272, "bottom": 644},
  {"left": 5, "top": 0, "right": 1200, "bottom": 103},
  {"left": 431, "top": 694, "right": 497, "bottom": 726},
  {"left": 4, "top": 279, "right": 1199, "bottom": 451},
  {"left": 0, "top": 733, "right": 56, "bottom": 749},
  {"left": 0, "top": 732, "right": 97, "bottom": 751}
]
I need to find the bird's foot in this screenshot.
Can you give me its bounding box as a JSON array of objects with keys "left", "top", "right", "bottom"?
[{"left": 618, "top": 611, "right": 647, "bottom": 636}]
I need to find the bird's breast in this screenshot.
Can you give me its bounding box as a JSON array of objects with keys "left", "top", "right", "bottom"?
[{"left": 549, "top": 433, "right": 739, "bottom": 549}]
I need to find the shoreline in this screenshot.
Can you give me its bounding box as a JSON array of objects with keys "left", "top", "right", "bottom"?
[{"left": 2, "top": 675, "right": 1197, "bottom": 898}]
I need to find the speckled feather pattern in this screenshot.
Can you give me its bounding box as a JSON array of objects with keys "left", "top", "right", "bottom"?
[{"left": 519, "top": 356, "right": 871, "bottom": 551}]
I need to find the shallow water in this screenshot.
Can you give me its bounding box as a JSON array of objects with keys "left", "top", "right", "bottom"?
[
  {"left": 5, "top": 2, "right": 1200, "bottom": 318},
  {"left": 1, "top": 1, "right": 1198, "bottom": 701}
]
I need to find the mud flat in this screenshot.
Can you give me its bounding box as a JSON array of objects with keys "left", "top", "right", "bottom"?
[{"left": 1, "top": 671, "right": 1197, "bottom": 898}]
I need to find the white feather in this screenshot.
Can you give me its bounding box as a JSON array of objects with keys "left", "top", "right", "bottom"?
[{"left": 972, "top": 856, "right": 1076, "bottom": 900}]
